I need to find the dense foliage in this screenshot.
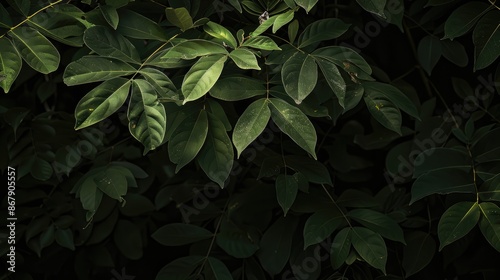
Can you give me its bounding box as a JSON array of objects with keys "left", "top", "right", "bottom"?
[{"left": 1, "top": 0, "right": 500, "bottom": 279}]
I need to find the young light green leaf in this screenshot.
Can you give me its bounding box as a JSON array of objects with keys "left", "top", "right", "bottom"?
[
  {"left": 417, "top": 35, "right": 442, "bottom": 75},
  {"left": 282, "top": 52, "right": 318, "bottom": 104},
  {"left": 363, "top": 82, "right": 419, "bottom": 119},
  {"left": 276, "top": 174, "right": 299, "bottom": 217},
  {"left": 355, "top": 0, "right": 387, "bottom": 18},
  {"left": 210, "top": 76, "right": 266, "bottom": 101},
  {"left": 269, "top": 98, "right": 317, "bottom": 159},
  {"left": 444, "top": 1, "right": 491, "bottom": 40},
  {"left": 152, "top": 223, "right": 213, "bottom": 246},
  {"left": 294, "top": 0, "right": 319, "bottom": 13},
  {"left": 242, "top": 36, "right": 281, "bottom": 51},
  {"left": 233, "top": 98, "right": 271, "bottom": 158},
  {"left": 229, "top": 48, "right": 261, "bottom": 70},
  {"left": 9, "top": 27, "right": 60, "bottom": 74},
  {"left": 207, "top": 257, "right": 234, "bottom": 280},
  {"left": 204, "top": 21, "right": 238, "bottom": 49},
  {"left": 314, "top": 57, "right": 346, "bottom": 107},
  {"left": 438, "top": 201, "right": 480, "bottom": 251},
  {"left": 197, "top": 113, "right": 234, "bottom": 187},
  {"left": 165, "top": 7, "right": 193, "bottom": 31},
  {"left": 100, "top": 4, "right": 119, "bottom": 29},
  {"left": 331, "top": 228, "right": 352, "bottom": 269},
  {"left": 257, "top": 217, "right": 298, "bottom": 276},
  {"left": 84, "top": 25, "right": 141, "bottom": 64},
  {"left": 162, "top": 39, "right": 228, "bottom": 60},
  {"left": 182, "top": 54, "right": 227, "bottom": 104},
  {"left": 348, "top": 209, "right": 405, "bottom": 244},
  {"left": 74, "top": 78, "right": 130, "bottom": 130},
  {"left": 0, "top": 38, "right": 21, "bottom": 93},
  {"left": 473, "top": 10, "right": 500, "bottom": 71},
  {"left": 298, "top": 18, "right": 351, "bottom": 48},
  {"left": 168, "top": 110, "right": 208, "bottom": 172},
  {"left": 117, "top": 9, "right": 168, "bottom": 40},
  {"left": 64, "top": 56, "right": 136, "bottom": 86},
  {"left": 363, "top": 92, "right": 402, "bottom": 134},
  {"left": 402, "top": 231, "right": 436, "bottom": 277},
  {"left": 273, "top": 10, "right": 294, "bottom": 33},
  {"left": 351, "top": 227, "right": 387, "bottom": 274},
  {"left": 303, "top": 208, "right": 344, "bottom": 249},
  {"left": 128, "top": 79, "right": 166, "bottom": 154},
  {"left": 478, "top": 202, "right": 500, "bottom": 252}
]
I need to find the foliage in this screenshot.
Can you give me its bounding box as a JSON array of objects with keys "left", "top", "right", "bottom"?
[{"left": 1, "top": 0, "right": 500, "bottom": 279}]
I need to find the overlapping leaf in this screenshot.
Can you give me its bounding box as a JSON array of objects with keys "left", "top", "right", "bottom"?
[
  {"left": 281, "top": 52, "right": 318, "bottom": 104},
  {"left": 84, "top": 25, "right": 141, "bottom": 64},
  {"left": 232, "top": 98, "right": 270, "bottom": 157},
  {"left": 298, "top": 18, "right": 350, "bottom": 48},
  {"left": 64, "top": 56, "right": 136, "bottom": 86},
  {"left": 181, "top": 54, "right": 227, "bottom": 103}
]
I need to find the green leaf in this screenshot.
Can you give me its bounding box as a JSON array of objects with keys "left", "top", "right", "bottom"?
[
  {"left": 100, "top": 4, "right": 119, "bottom": 29},
  {"left": 331, "top": 228, "right": 352, "bottom": 269},
  {"left": 204, "top": 21, "right": 238, "bottom": 49},
  {"left": 417, "top": 35, "right": 442, "bottom": 75},
  {"left": 294, "top": 0, "right": 319, "bottom": 13},
  {"left": 84, "top": 25, "right": 141, "bottom": 64},
  {"left": 229, "top": 48, "right": 261, "bottom": 70},
  {"left": 363, "top": 82, "right": 420, "bottom": 119},
  {"left": 250, "top": 15, "right": 276, "bottom": 37},
  {"left": 31, "top": 157, "right": 53, "bottom": 181},
  {"left": 79, "top": 171, "right": 104, "bottom": 221},
  {"left": 402, "top": 231, "right": 436, "bottom": 277},
  {"left": 216, "top": 219, "right": 259, "bottom": 258},
  {"left": 304, "top": 208, "right": 344, "bottom": 249},
  {"left": 313, "top": 46, "right": 372, "bottom": 75},
  {"left": 315, "top": 57, "right": 346, "bottom": 107},
  {"left": 168, "top": 110, "right": 208, "bottom": 172},
  {"left": 139, "top": 68, "right": 177, "bottom": 99},
  {"left": 182, "top": 54, "right": 227, "bottom": 104},
  {"left": 479, "top": 173, "right": 500, "bottom": 202},
  {"left": 257, "top": 217, "right": 298, "bottom": 276},
  {"left": 276, "top": 174, "right": 299, "bottom": 217},
  {"left": 273, "top": 10, "right": 294, "bottom": 33},
  {"left": 233, "top": 98, "right": 271, "bottom": 158},
  {"left": 156, "top": 256, "right": 204, "bottom": 280},
  {"left": 55, "top": 228, "right": 75, "bottom": 251},
  {"left": 351, "top": 227, "right": 387, "bottom": 274},
  {"left": 28, "top": 10, "right": 86, "bottom": 47},
  {"left": 228, "top": 0, "right": 243, "bottom": 13},
  {"left": 64, "top": 56, "right": 136, "bottom": 86},
  {"left": 269, "top": 98, "right": 317, "bottom": 159},
  {"left": 9, "top": 27, "right": 60, "bottom": 74},
  {"left": 288, "top": 19, "right": 299, "bottom": 43},
  {"left": 413, "top": 148, "right": 470, "bottom": 178},
  {"left": 443, "top": 1, "right": 491, "bottom": 40},
  {"left": 0, "top": 38, "right": 21, "bottom": 93},
  {"left": 363, "top": 91, "right": 402, "bottom": 134},
  {"left": 206, "top": 257, "right": 233, "bottom": 280},
  {"left": 113, "top": 219, "right": 143, "bottom": 259},
  {"left": 94, "top": 166, "right": 128, "bottom": 202},
  {"left": 441, "top": 39, "right": 469, "bottom": 67},
  {"left": 163, "top": 39, "right": 228, "bottom": 60},
  {"left": 6, "top": 0, "right": 30, "bottom": 16},
  {"left": 286, "top": 155, "right": 332, "bottom": 185},
  {"left": 438, "top": 201, "right": 480, "bottom": 250},
  {"left": 74, "top": 78, "right": 130, "bottom": 130},
  {"left": 128, "top": 79, "right": 167, "bottom": 153},
  {"left": 298, "top": 18, "right": 351, "bottom": 48},
  {"left": 348, "top": 209, "right": 405, "bottom": 244},
  {"left": 117, "top": 9, "right": 167, "bottom": 40},
  {"left": 412, "top": 169, "right": 476, "bottom": 204},
  {"left": 473, "top": 10, "right": 500, "bottom": 70},
  {"left": 4, "top": 107, "right": 29, "bottom": 137},
  {"left": 165, "top": 7, "right": 193, "bottom": 31},
  {"left": 0, "top": 3, "right": 12, "bottom": 28},
  {"left": 210, "top": 76, "right": 266, "bottom": 101},
  {"left": 478, "top": 202, "right": 500, "bottom": 252},
  {"left": 152, "top": 223, "right": 213, "bottom": 246},
  {"left": 281, "top": 52, "right": 318, "bottom": 104},
  {"left": 355, "top": 0, "right": 387, "bottom": 18},
  {"left": 197, "top": 113, "right": 234, "bottom": 187},
  {"left": 242, "top": 36, "right": 281, "bottom": 51},
  {"left": 207, "top": 99, "right": 232, "bottom": 131}
]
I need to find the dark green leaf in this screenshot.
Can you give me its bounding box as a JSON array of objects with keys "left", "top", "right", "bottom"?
[
  {"left": 315, "top": 57, "right": 346, "bottom": 107},
  {"left": 355, "top": 0, "right": 387, "bottom": 18},
  {"left": 473, "top": 10, "right": 500, "bottom": 70},
  {"left": 413, "top": 148, "right": 470, "bottom": 178},
  {"left": 94, "top": 166, "right": 128, "bottom": 202},
  {"left": 417, "top": 35, "right": 442, "bottom": 75},
  {"left": 304, "top": 208, "right": 344, "bottom": 249},
  {"left": 181, "top": 54, "right": 227, "bottom": 103},
  {"left": 331, "top": 228, "right": 352, "bottom": 269},
  {"left": 30, "top": 157, "right": 53, "bottom": 181},
  {"left": 156, "top": 256, "right": 204, "bottom": 280},
  {"left": 233, "top": 98, "right": 271, "bottom": 158},
  {"left": 162, "top": 40, "right": 228, "bottom": 60},
  {"left": 276, "top": 174, "right": 299, "bottom": 216},
  {"left": 443, "top": 2, "right": 491, "bottom": 40},
  {"left": 100, "top": 4, "right": 119, "bottom": 29},
  {"left": 363, "top": 82, "right": 420, "bottom": 119},
  {"left": 216, "top": 219, "right": 260, "bottom": 258},
  {"left": 9, "top": 27, "right": 60, "bottom": 74},
  {"left": 64, "top": 56, "right": 136, "bottom": 86},
  {"left": 0, "top": 38, "right": 21, "bottom": 93},
  {"left": 0, "top": 3, "right": 12, "bottom": 28},
  {"left": 348, "top": 209, "right": 405, "bottom": 243},
  {"left": 298, "top": 18, "right": 351, "bottom": 48},
  {"left": 282, "top": 52, "right": 318, "bottom": 104},
  {"left": 128, "top": 79, "right": 167, "bottom": 153},
  {"left": 152, "top": 223, "right": 213, "bottom": 246},
  {"left": 441, "top": 39, "right": 469, "bottom": 67},
  {"left": 438, "top": 201, "right": 480, "bottom": 250},
  {"left": 313, "top": 46, "right": 372, "bottom": 75},
  {"left": 117, "top": 9, "right": 168, "bottom": 40},
  {"left": 139, "top": 68, "right": 178, "bottom": 100},
  {"left": 288, "top": 19, "right": 299, "bottom": 43},
  {"left": 210, "top": 76, "right": 266, "bottom": 101},
  {"left": 402, "top": 231, "right": 435, "bottom": 277},
  {"left": 55, "top": 228, "right": 75, "bottom": 251},
  {"left": 84, "top": 25, "right": 140, "bottom": 64},
  {"left": 166, "top": 7, "right": 193, "bottom": 31},
  {"left": 351, "top": 227, "right": 387, "bottom": 274},
  {"left": 363, "top": 91, "right": 402, "bottom": 134},
  {"left": 113, "top": 219, "right": 143, "bottom": 259},
  {"left": 478, "top": 202, "right": 500, "bottom": 252},
  {"left": 269, "top": 98, "right": 317, "bottom": 159},
  {"left": 294, "top": 0, "right": 319, "bottom": 13},
  {"left": 74, "top": 78, "right": 130, "bottom": 130}
]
